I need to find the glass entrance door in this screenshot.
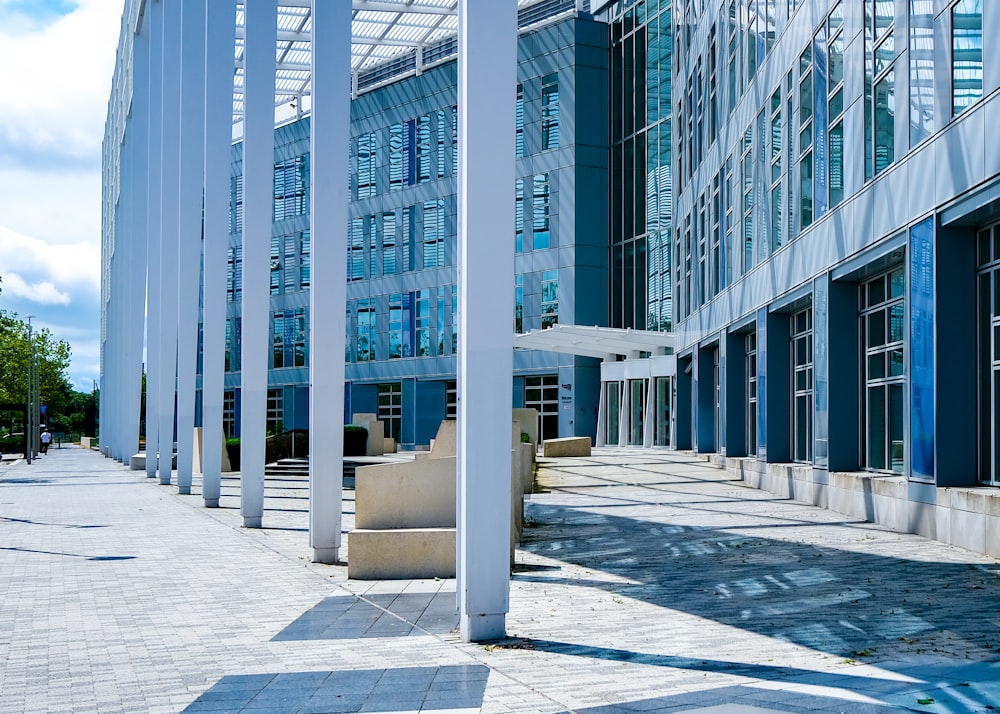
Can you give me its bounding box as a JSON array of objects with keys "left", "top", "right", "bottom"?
[
  {"left": 525, "top": 374, "right": 559, "bottom": 443},
  {"left": 606, "top": 381, "right": 621, "bottom": 445},
  {"left": 629, "top": 379, "right": 645, "bottom": 446},
  {"left": 654, "top": 377, "right": 671, "bottom": 446}
]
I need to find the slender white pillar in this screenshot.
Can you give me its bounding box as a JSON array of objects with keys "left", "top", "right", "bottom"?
[
  {"left": 202, "top": 0, "right": 238, "bottom": 508},
  {"left": 595, "top": 379, "right": 607, "bottom": 447},
  {"left": 157, "top": 0, "right": 182, "bottom": 485},
  {"left": 175, "top": 0, "right": 208, "bottom": 495},
  {"left": 308, "top": 0, "right": 350, "bottom": 564},
  {"left": 125, "top": 17, "right": 150, "bottom": 468},
  {"left": 618, "top": 380, "right": 629, "bottom": 447},
  {"left": 144, "top": 0, "right": 164, "bottom": 480},
  {"left": 240, "top": 0, "right": 277, "bottom": 528},
  {"left": 643, "top": 377, "right": 655, "bottom": 447},
  {"left": 457, "top": 0, "right": 516, "bottom": 643}
]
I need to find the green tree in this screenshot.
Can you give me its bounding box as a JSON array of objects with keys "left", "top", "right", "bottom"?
[{"left": 0, "top": 310, "right": 73, "bottom": 417}]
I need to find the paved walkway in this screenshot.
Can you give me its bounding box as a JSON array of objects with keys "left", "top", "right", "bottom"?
[{"left": 1, "top": 447, "right": 999, "bottom": 713}]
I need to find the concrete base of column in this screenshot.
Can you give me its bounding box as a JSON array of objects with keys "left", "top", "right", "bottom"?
[
  {"left": 312, "top": 547, "right": 339, "bottom": 564},
  {"left": 146, "top": 472, "right": 157, "bottom": 479},
  {"left": 461, "top": 613, "right": 505, "bottom": 643},
  {"left": 243, "top": 516, "right": 262, "bottom": 528},
  {"left": 203, "top": 498, "right": 219, "bottom": 508},
  {"left": 159, "top": 475, "right": 171, "bottom": 485},
  {"left": 178, "top": 485, "right": 191, "bottom": 495}
]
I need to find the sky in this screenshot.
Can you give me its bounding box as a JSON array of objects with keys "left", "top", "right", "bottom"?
[{"left": 0, "top": 0, "right": 125, "bottom": 391}]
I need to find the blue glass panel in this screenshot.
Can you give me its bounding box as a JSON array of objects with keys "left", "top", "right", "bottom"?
[
  {"left": 813, "top": 276, "right": 829, "bottom": 467},
  {"left": 813, "top": 31, "right": 829, "bottom": 218},
  {"left": 757, "top": 307, "right": 767, "bottom": 458},
  {"left": 909, "top": 217, "right": 934, "bottom": 479}
]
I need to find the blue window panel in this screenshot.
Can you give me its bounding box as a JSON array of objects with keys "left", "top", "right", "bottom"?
[{"left": 909, "top": 217, "right": 935, "bottom": 480}]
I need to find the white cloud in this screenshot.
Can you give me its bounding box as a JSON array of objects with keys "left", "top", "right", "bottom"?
[
  {"left": 0, "top": 0, "right": 124, "bottom": 166},
  {"left": 1, "top": 273, "right": 70, "bottom": 305},
  {"left": 0, "top": 225, "right": 100, "bottom": 296}
]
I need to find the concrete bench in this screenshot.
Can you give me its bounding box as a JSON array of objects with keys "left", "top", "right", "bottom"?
[
  {"left": 348, "top": 528, "right": 455, "bottom": 580},
  {"left": 542, "top": 436, "right": 592, "bottom": 458}
]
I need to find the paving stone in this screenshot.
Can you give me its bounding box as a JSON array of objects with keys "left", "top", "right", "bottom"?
[{"left": 2, "top": 448, "right": 1000, "bottom": 713}]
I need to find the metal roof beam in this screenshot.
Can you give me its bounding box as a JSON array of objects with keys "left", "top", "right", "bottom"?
[{"left": 240, "top": 0, "right": 455, "bottom": 14}]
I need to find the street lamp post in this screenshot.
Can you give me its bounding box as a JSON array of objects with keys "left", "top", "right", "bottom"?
[{"left": 25, "top": 315, "right": 35, "bottom": 463}]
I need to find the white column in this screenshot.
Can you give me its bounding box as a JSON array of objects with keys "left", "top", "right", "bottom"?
[
  {"left": 240, "top": 0, "right": 277, "bottom": 528},
  {"left": 202, "top": 0, "right": 238, "bottom": 508},
  {"left": 308, "top": 0, "right": 350, "bottom": 563},
  {"left": 175, "top": 0, "right": 208, "bottom": 495},
  {"left": 157, "top": 0, "right": 182, "bottom": 485},
  {"left": 618, "top": 381, "right": 629, "bottom": 447},
  {"left": 457, "top": 0, "right": 516, "bottom": 643},
  {"left": 643, "top": 377, "right": 655, "bottom": 447},
  {"left": 145, "top": 0, "right": 164, "bottom": 479},
  {"left": 126, "top": 16, "right": 150, "bottom": 468},
  {"left": 595, "top": 378, "right": 607, "bottom": 447}
]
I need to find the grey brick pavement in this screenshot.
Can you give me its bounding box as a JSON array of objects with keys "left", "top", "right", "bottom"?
[{"left": 1, "top": 447, "right": 999, "bottom": 712}]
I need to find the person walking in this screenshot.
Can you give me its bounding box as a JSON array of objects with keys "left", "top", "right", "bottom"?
[{"left": 40, "top": 427, "right": 51, "bottom": 455}]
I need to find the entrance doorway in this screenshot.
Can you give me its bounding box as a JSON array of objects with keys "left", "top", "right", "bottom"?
[{"left": 525, "top": 374, "right": 559, "bottom": 443}]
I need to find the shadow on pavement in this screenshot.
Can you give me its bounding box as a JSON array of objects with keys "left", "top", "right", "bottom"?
[{"left": 183, "top": 664, "right": 488, "bottom": 713}]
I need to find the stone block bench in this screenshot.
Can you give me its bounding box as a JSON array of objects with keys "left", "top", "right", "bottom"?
[{"left": 542, "top": 436, "right": 592, "bottom": 458}]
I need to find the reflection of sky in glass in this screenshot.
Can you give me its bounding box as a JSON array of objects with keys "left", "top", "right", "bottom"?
[
  {"left": 952, "top": 0, "right": 983, "bottom": 116},
  {"left": 909, "top": 0, "right": 934, "bottom": 145}
]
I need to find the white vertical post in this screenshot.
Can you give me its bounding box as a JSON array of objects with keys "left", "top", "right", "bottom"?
[
  {"left": 202, "top": 0, "right": 238, "bottom": 507},
  {"left": 126, "top": 11, "right": 151, "bottom": 469},
  {"left": 457, "top": 0, "right": 516, "bottom": 643},
  {"left": 618, "top": 381, "right": 629, "bottom": 447},
  {"left": 308, "top": 0, "right": 350, "bottom": 564},
  {"left": 175, "top": 0, "right": 208, "bottom": 495},
  {"left": 157, "top": 0, "right": 182, "bottom": 485},
  {"left": 595, "top": 378, "right": 607, "bottom": 447},
  {"left": 240, "top": 0, "right": 277, "bottom": 528},
  {"left": 643, "top": 377, "right": 654, "bottom": 447},
  {"left": 145, "top": 0, "right": 164, "bottom": 479}
]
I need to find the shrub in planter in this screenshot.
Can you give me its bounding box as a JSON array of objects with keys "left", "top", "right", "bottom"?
[
  {"left": 344, "top": 425, "right": 368, "bottom": 456},
  {"left": 225, "top": 437, "right": 240, "bottom": 471}
]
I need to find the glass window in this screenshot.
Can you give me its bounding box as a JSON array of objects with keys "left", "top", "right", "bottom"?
[
  {"left": 273, "top": 155, "right": 307, "bottom": 221},
  {"left": 416, "top": 289, "right": 431, "bottom": 357},
  {"left": 357, "top": 133, "right": 377, "bottom": 199},
  {"left": 515, "top": 84, "right": 525, "bottom": 158},
  {"left": 266, "top": 389, "right": 283, "bottom": 435},
  {"left": 272, "top": 312, "right": 285, "bottom": 369},
  {"left": 542, "top": 73, "right": 559, "bottom": 150},
  {"left": 861, "top": 268, "right": 906, "bottom": 473},
  {"left": 389, "top": 293, "right": 403, "bottom": 359},
  {"left": 910, "top": 0, "right": 935, "bottom": 145},
  {"left": 829, "top": 121, "right": 844, "bottom": 206},
  {"left": 377, "top": 383, "right": 402, "bottom": 442},
  {"left": 422, "top": 199, "right": 444, "bottom": 269},
  {"left": 416, "top": 115, "right": 431, "bottom": 183},
  {"left": 381, "top": 213, "right": 396, "bottom": 276},
  {"left": 349, "top": 217, "right": 364, "bottom": 281},
  {"left": 514, "top": 274, "right": 524, "bottom": 333},
  {"left": 874, "top": 68, "right": 895, "bottom": 175},
  {"left": 223, "top": 390, "right": 236, "bottom": 438},
  {"left": 952, "top": 0, "right": 983, "bottom": 116},
  {"left": 746, "top": 331, "right": 757, "bottom": 455},
  {"left": 532, "top": 173, "right": 550, "bottom": 249},
  {"left": 541, "top": 270, "right": 559, "bottom": 328},
  {"left": 357, "top": 298, "right": 375, "bottom": 362},
  {"left": 515, "top": 178, "right": 524, "bottom": 253},
  {"left": 437, "top": 110, "right": 447, "bottom": 178},
  {"left": 791, "top": 307, "right": 813, "bottom": 463}
]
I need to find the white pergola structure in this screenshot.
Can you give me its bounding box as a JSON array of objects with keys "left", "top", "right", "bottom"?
[
  {"left": 100, "top": 0, "right": 540, "bottom": 641},
  {"left": 515, "top": 325, "right": 677, "bottom": 448}
]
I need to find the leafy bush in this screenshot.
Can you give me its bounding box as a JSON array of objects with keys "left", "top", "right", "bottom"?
[
  {"left": 0, "top": 436, "right": 25, "bottom": 454},
  {"left": 344, "top": 425, "right": 368, "bottom": 456},
  {"left": 520, "top": 432, "right": 531, "bottom": 443}
]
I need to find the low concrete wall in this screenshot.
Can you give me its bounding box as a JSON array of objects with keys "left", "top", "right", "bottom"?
[
  {"left": 348, "top": 528, "right": 456, "bottom": 580},
  {"left": 543, "top": 436, "right": 592, "bottom": 457},
  {"left": 512, "top": 408, "right": 539, "bottom": 447},
  {"left": 80, "top": 437, "right": 93, "bottom": 449},
  {"left": 130, "top": 453, "right": 145, "bottom": 470},
  {"left": 354, "top": 456, "right": 456, "bottom": 530},
  {"left": 352, "top": 414, "right": 384, "bottom": 456},
  {"left": 719, "top": 455, "right": 1000, "bottom": 559}
]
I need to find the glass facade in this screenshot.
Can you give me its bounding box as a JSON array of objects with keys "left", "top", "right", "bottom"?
[{"left": 602, "top": 0, "right": 672, "bottom": 331}]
